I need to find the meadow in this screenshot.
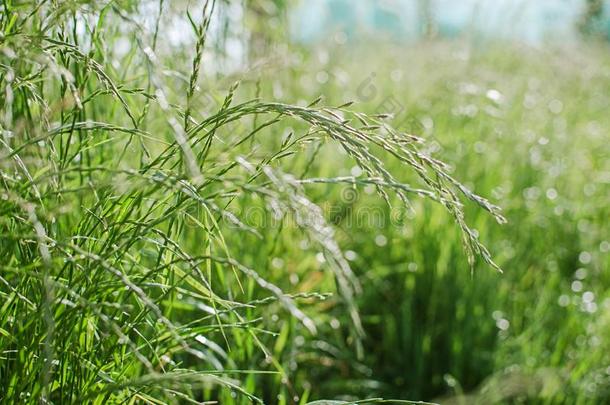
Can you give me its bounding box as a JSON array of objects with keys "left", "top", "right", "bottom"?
[{"left": 1, "top": 1, "right": 609, "bottom": 404}]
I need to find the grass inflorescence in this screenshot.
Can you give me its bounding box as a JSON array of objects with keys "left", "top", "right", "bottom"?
[{"left": 0, "top": 2, "right": 505, "bottom": 403}]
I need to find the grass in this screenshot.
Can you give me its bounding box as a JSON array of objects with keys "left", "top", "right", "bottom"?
[
  {"left": 1, "top": 1, "right": 609, "bottom": 404},
  {"left": 266, "top": 42, "right": 610, "bottom": 402}
]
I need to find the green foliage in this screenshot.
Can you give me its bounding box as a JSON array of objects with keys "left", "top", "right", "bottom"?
[
  {"left": 0, "top": 1, "right": 502, "bottom": 403},
  {"left": 266, "top": 43, "right": 610, "bottom": 403},
  {"left": 1, "top": 1, "right": 608, "bottom": 404}
]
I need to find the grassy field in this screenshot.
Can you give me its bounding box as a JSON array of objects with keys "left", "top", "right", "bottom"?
[{"left": 1, "top": 2, "right": 609, "bottom": 404}]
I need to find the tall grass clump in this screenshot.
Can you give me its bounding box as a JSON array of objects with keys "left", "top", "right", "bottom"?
[{"left": 0, "top": 1, "right": 503, "bottom": 403}]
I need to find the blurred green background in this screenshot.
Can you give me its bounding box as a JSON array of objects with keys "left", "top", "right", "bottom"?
[{"left": 231, "top": 1, "right": 610, "bottom": 402}]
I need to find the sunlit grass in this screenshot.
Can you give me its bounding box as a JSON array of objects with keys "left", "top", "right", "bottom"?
[
  {"left": 0, "top": 2, "right": 506, "bottom": 404},
  {"left": 1, "top": 1, "right": 609, "bottom": 404}
]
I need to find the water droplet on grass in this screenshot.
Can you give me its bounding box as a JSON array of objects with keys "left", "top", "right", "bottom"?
[
  {"left": 375, "top": 234, "right": 387, "bottom": 246},
  {"left": 571, "top": 280, "right": 583, "bottom": 292},
  {"left": 496, "top": 319, "right": 510, "bottom": 330},
  {"left": 579, "top": 251, "right": 592, "bottom": 264}
]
